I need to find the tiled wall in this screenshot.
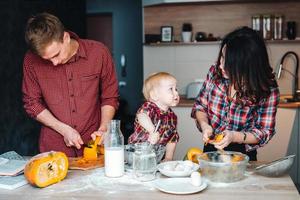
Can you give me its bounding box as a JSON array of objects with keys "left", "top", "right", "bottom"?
[{"left": 144, "top": 42, "right": 300, "bottom": 95}]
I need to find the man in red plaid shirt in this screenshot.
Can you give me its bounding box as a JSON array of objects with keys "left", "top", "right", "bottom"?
[
  {"left": 22, "top": 13, "right": 118, "bottom": 156},
  {"left": 191, "top": 27, "right": 279, "bottom": 161}
]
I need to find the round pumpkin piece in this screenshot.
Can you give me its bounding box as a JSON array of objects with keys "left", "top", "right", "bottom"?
[
  {"left": 24, "top": 151, "right": 68, "bottom": 188},
  {"left": 214, "top": 133, "right": 224, "bottom": 143},
  {"left": 186, "top": 147, "right": 203, "bottom": 163}
]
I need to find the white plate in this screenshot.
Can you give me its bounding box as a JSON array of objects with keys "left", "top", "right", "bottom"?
[
  {"left": 154, "top": 178, "right": 207, "bottom": 194},
  {"left": 157, "top": 161, "right": 199, "bottom": 177}
]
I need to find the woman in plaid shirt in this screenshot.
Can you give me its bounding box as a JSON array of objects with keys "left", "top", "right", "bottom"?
[{"left": 191, "top": 27, "right": 280, "bottom": 161}]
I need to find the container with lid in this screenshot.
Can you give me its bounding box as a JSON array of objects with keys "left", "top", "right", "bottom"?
[
  {"left": 252, "top": 15, "right": 262, "bottom": 36},
  {"left": 273, "top": 15, "right": 283, "bottom": 40},
  {"left": 263, "top": 15, "right": 272, "bottom": 40}
]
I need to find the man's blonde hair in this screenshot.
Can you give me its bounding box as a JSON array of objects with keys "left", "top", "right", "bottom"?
[
  {"left": 143, "top": 72, "right": 176, "bottom": 100},
  {"left": 25, "top": 12, "right": 65, "bottom": 56}
]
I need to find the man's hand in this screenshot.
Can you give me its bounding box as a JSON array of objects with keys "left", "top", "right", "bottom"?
[
  {"left": 91, "top": 125, "right": 107, "bottom": 144},
  {"left": 213, "top": 130, "right": 234, "bottom": 150},
  {"left": 148, "top": 131, "right": 159, "bottom": 144},
  {"left": 60, "top": 124, "right": 84, "bottom": 149}
]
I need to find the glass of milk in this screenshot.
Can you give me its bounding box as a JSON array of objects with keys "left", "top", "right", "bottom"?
[{"left": 104, "top": 120, "right": 124, "bottom": 177}]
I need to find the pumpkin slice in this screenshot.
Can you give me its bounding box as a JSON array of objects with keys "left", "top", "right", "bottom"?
[
  {"left": 183, "top": 147, "right": 203, "bottom": 163},
  {"left": 24, "top": 151, "right": 68, "bottom": 188},
  {"left": 208, "top": 133, "right": 224, "bottom": 144},
  {"left": 83, "top": 136, "right": 103, "bottom": 160}
]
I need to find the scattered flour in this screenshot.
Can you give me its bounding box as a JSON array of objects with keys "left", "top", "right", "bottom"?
[{"left": 38, "top": 168, "right": 157, "bottom": 195}]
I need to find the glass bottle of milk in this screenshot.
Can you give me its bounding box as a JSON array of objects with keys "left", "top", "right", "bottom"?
[{"left": 104, "top": 120, "right": 124, "bottom": 177}]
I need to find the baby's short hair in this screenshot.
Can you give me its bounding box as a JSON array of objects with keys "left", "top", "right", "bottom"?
[{"left": 143, "top": 72, "right": 175, "bottom": 100}]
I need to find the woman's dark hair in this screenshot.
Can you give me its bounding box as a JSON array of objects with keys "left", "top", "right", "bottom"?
[{"left": 216, "top": 26, "right": 277, "bottom": 101}]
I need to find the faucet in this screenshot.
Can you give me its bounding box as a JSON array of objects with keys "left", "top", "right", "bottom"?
[{"left": 278, "top": 51, "right": 299, "bottom": 101}]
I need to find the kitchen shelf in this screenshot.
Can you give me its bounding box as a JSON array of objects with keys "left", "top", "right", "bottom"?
[{"left": 144, "top": 39, "right": 300, "bottom": 46}]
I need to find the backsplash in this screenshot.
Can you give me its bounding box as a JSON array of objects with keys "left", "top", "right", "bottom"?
[{"left": 144, "top": 42, "right": 300, "bottom": 96}]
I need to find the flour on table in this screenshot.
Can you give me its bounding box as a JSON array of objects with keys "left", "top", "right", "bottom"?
[{"left": 38, "top": 168, "right": 156, "bottom": 195}]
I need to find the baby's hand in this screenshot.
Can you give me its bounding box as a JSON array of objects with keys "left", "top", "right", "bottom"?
[{"left": 148, "top": 131, "right": 159, "bottom": 144}]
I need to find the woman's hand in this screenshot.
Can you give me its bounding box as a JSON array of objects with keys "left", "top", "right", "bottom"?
[
  {"left": 213, "top": 130, "right": 234, "bottom": 150},
  {"left": 202, "top": 125, "right": 213, "bottom": 144}
]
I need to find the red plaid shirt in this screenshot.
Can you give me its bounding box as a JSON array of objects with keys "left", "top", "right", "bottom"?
[
  {"left": 191, "top": 65, "right": 280, "bottom": 151},
  {"left": 128, "top": 101, "right": 179, "bottom": 145},
  {"left": 22, "top": 32, "right": 119, "bottom": 156}
]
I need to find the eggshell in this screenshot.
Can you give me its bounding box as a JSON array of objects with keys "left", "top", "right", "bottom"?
[
  {"left": 174, "top": 163, "right": 185, "bottom": 171},
  {"left": 190, "top": 171, "right": 202, "bottom": 186},
  {"left": 163, "top": 164, "right": 174, "bottom": 171},
  {"left": 183, "top": 160, "right": 194, "bottom": 167},
  {"left": 183, "top": 165, "right": 192, "bottom": 172}
]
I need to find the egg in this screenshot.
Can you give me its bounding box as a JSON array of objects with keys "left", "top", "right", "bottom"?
[{"left": 190, "top": 171, "right": 202, "bottom": 186}]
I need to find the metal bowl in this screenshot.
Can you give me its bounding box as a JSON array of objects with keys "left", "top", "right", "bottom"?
[
  {"left": 197, "top": 151, "right": 249, "bottom": 183},
  {"left": 124, "top": 143, "right": 166, "bottom": 167},
  {"left": 255, "top": 155, "right": 295, "bottom": 177}
]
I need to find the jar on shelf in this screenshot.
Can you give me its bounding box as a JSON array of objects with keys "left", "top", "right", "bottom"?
[
  {"left": 252, "top": 15, "right": 262, "bottom": 36},
  {"left": 263, "top": 15, "right": 272, "bottom": 40},
  {"left": 273, "top": 15, "right": 283, "bottom": 40}
]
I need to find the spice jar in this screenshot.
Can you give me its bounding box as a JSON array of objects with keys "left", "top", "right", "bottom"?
[{"left": 133, "top": 142, "right": 157, "bottom": 181}]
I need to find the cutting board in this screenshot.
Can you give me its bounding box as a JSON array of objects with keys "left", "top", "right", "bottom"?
[{"left": 68, "top": 155, "right": 104, "bottom": 170}]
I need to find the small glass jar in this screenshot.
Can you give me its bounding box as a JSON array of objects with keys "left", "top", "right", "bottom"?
[{"left": 132, "top": 143, "right": 157, "bottom": 181}]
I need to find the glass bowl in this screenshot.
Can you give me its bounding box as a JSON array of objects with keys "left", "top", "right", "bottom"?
[
  {"left": 124, "top": 143, "right": 166, "bottom": 168},
  {"left": 197, "top": 151, "right": 249, "bottom": 183}
]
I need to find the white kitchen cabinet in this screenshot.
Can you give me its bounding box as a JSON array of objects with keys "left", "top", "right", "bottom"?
[{"left": 172, "top": 106, "right": 204, "bottom": 160}]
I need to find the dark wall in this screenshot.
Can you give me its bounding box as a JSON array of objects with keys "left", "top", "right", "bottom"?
[
  {"left": 0, "top": 0, "right": 86, "bottom": 156},
  {"left": 86, "top": 0, "right": 143, "bottom": 115},
  {"left": 86, "top": 0, "right": 143, "bottom": 142}
]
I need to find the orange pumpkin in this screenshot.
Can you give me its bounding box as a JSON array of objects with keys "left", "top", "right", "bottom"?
[
  {"left": 98, "top": 145, "right": 105, "bottom": 155},
  {"left": 24, "top": 151, "right": 68, "bottom": 188},
  {"left": 83, "top": 136, "right": 103, "bottom": 160},
  {"left": 208, "top": 133, "right": 224, "bottom": 144},
  {"left": 214, "top": 133, "right": 224, "bottom": 142},
  {"left": 185, "top": 147, "right": 203, "bottom": 163}
]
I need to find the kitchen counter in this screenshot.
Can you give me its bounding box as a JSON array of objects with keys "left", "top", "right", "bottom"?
[
  {"left": 178, "top": 96, "right": 300, "bottom": 108},
  {"left": 0, "top": 165, "right": 298, "bottom": 200}
]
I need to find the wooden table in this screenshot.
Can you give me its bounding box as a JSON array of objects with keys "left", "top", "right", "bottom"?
[{"left": 0, "top": 165, "right": 299, "bottom": 200}]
